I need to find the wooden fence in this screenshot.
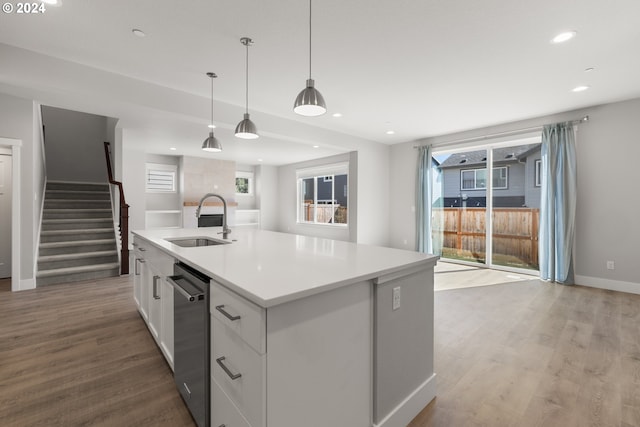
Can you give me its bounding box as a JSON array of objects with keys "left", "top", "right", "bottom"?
[{"left": 432, "top": 207, "right": 539, "bottom": 269}]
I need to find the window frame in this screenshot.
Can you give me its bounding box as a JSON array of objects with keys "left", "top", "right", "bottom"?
[
  {"left": 235, "top": 171, "right": 254, "bottom": 196},
  {"left": 296, "top": 163, "right": 349, "bottom": 227},
  {"left": 534, "top": 159, "right": 542, "bottom": 187},
  {"left": 460, "top": 166, "right": 508, "bottom": 190},
  {"left": 145, "top": 163, "right": 177, "bottom": 193}
]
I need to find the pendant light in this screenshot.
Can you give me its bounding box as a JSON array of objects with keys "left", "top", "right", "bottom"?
[
  {"left": 293, "top": 0, "right": 326, "bottom": 116},
  {"left": 235, "top": 37, "right": 259, "bottom": 139},
  {"left": 202, "top": 72, "right": 223, "bottom": 152}
]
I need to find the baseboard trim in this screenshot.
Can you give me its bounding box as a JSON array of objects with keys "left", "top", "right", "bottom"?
[
  {"left": 20, "top": 278, "right": 36, "bottom": 291},
  {"left": 575, "top": 275, "right": 640, "bottom": 295},
  {"left": 374, "top": 373, "right": 437, "bottom": 427}
]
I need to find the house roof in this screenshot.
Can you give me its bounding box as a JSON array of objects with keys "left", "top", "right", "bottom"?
[{"left": 438, "top": 144, "right": 540, "bottom": 169}]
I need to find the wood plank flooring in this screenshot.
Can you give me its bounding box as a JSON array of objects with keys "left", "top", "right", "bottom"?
[
  {"left": 409, "top": 279, "right": 640, "bottom": 427},
  {"left": 0, "top": 276, "right": 194, "bottom": 426},
  {"left": 2, "top": 276, "right": 640, "bottom": 426}
]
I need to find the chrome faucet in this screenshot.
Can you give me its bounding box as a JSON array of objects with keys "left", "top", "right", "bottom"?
[{"left": 195, "top": 193, "right": 231, "bottom": 239}]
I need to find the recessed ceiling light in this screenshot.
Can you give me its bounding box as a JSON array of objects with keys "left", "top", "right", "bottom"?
[
  {"left": 312, "top": 145, "right": 319, "bottom": 148},
  {"left": 132, "top": 29, "right": 146, "bottom": 38},
  {"left": 332, "top": 113, "right": 342, "bottom": 118},
  {"left": 386, "top": 130, "right": 395, "bottom": 135},
  {"left": 572, "top": 85, "right": 590, "bottom": 92},
  {"left": 169, "top": 147, "right": 177, "bottom": 151},
  {"left": 551, "top": 31, "right": 576, "bottom": 44},
  {"left": 208, "top": 124, "right": 216, "bottom": 129},
  {"left": 257, "top": 158, "right": 263, "bottom": 162}
]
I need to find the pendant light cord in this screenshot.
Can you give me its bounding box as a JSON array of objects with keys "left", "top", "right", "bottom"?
[
  {"left": 245, "top": 41, "right": 249, "bottom": 114},
  {"left": 211, "top": 76, "right": 218, "bottom": 125},
  {"left": 308, "top": 0, "right": 312, "bottom": 80}
]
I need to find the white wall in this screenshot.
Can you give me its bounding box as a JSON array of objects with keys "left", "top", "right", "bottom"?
[
  {"left": 0, "top": 92, "right": 43, "bottom": 288},
  {"left": 41, "top": 106, "right": 111, "bottom": 183},
  {"left": 122, "top": 137, "right": 146, "bottom": 240},
  {"left": 388, "top": 97, "right": 640, "bottom": 290},
  {"left": 255, "top": 164, "right": 278, "bottom": 231},
  {"left": 355, "top": 144, "right": 390, "bottom": 246}
]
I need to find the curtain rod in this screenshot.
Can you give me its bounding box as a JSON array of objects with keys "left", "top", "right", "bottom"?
[{"left": 413, "top": 115, "right": 589, "bottom": 149}]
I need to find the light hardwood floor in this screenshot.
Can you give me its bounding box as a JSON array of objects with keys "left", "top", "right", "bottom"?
[
  {"left": 410, "top": 279, "right": 640, "bottom": 427},
  {"left": 2, "top": 276, "right": 640, "bottom": 426},
  {"left": 0, "top": 276, "right": 195, "bottom": 426}
]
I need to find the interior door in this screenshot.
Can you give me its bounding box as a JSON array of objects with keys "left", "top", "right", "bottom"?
[{"left": 0, "top": 154, "right": 12, "bottom": 278}]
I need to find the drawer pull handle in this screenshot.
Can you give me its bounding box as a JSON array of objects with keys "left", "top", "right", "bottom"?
[
  {"left": 139, "top": 247, "right": 146, "bottom": 252},
  {"left": 216, "top": 356, "right": 242, "bottom": 380},
  {"left": 153, "top": 276, "right": 161, "bottom": 299},
  {"left": 215, "top": 305, "right": 241, "bottom": 321}
]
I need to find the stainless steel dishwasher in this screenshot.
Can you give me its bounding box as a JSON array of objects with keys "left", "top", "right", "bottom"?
[{"left": 167, "top": 262, "right": 210, "bottom": 427}]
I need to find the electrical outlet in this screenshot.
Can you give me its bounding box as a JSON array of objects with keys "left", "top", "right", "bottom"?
[
  {"left": 607, "top": 260, "right": 615, "bottom": 270},
  {"left": 392, "top": 286, "right": 401, "bottom": 311}
]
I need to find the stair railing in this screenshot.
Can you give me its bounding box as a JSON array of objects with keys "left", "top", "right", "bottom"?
[{"left": 104, "top": 141, "right": 129, "bottom": 275}]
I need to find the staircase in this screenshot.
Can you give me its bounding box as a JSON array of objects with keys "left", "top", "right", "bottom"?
[{"left": 37, "top": 181, "right": 120, "bottom": 286}]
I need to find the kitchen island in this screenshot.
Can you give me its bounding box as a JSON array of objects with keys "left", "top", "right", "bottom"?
[{"left": 132, "top": 227, "right": 437, "bottom": 427}]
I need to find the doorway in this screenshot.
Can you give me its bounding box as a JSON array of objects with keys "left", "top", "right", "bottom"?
[
  {"left": 432, "top": 137, "right": 542, "bottom": 277},
  {"left": 0, "top": 150, "right": 11, "bottom": 279}
]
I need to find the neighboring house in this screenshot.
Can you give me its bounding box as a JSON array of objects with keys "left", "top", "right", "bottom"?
[{"left": 435, "top": 144, "right": 541, "bottom": 208}]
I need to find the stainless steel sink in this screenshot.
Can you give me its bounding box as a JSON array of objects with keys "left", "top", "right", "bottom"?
[{"left": 166, "top": 237, "right": 230, "bottom": 247}]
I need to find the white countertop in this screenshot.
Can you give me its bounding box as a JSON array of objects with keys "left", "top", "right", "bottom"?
[{"left": 132, "top": 228, "right": 438, "bottom": 308}]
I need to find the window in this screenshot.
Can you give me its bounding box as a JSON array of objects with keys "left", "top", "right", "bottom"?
[
  {"left": 535, "top": 159, "right": 542, "bottom": 187},
  {"left": 460, "top": 167, "right": 507, "bottom": 190},
  {"left": 236, "top": 171, "right": 254, "bottom": 195},
  {"left": 297, "top": 163, "right": 348, "bottom": 226},
  {"left": 146, "top": 163, "right": 177, "bottom": 193}
]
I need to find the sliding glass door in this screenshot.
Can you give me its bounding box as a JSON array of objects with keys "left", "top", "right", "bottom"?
[{"left": 432, "top": 140, "right": 541, "bottom": 272}]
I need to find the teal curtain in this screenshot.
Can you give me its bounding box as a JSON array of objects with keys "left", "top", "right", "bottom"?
[
  {"left": 539, "top": 122, "right": 577, "bottom": 284},
  {"left": 417, "top": 145, "right": 434, "bottom": 253}
]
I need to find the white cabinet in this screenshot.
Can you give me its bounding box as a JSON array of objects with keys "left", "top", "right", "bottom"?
[
  {"left": 210, "top": 279, "right": 371, "bottom": 427},
  {"left": 147, "top": 265, "right": 162, "bottom": 341},
  {"left": 133, "top": 243, "right": 149, "bottom": 321},
  {"left": 159, "top": 276, "right": 174, "bottom": 367},
  {"left": 133, "top": 236, "right": 175, "bottom": 370}
]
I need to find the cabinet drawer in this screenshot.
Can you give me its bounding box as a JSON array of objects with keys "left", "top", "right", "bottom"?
[
  {"left": 133, "top": 238, "right": 174, "bottom": 276},
  {"left": 211, "top": 317, "right": 265, "bottom": 427},
  {"left": 210, "top": 281, "right": 265, "bottom": 354},
  {"left": 211, "top": 377, "right": 251, "bottom": 427}
]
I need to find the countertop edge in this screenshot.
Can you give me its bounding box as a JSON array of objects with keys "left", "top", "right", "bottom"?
[{"left": 132, "top": 229, "right": 438, "bottom": 308}]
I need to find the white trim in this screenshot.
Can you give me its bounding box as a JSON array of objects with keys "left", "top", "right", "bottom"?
[
  {"left": 575, "top": 275, "right": 640, "bottom": 295},
  {"left": 295, "top": 162, "right": 349, "bottom": 179},
  {"left": 0, "top": 138, "right": 24, "bottom": 291},
  {"left": 373, "top": 373, "right": 437, "bottom": 427}
]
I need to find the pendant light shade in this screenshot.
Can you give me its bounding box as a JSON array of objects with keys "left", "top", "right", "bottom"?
[
  {"left": 294, "top": 0, "right": 326, "bottom": 116},
  {"left": 202, "top": 72, "right": 222, "bottom": 152},
  {"left": 294, "top": 79, "right": 326, "bottom": 116},
  {"left": 235, "top": 113, "right": 258, "bottom": 138},
  {"left": 235, "top": 37, "right": 259, "bottom": 139},
  {"left": 202, "top": 131, "right": 222, "bottom": 152}
]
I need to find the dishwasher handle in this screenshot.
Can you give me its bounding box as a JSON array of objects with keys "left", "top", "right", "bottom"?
[{"left": 167, "top": 275, "right": 204, "bottom": 302}]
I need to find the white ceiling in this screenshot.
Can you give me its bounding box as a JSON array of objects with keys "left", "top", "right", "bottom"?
[{"left": 1, "top": 0, "right": 640, "bottom": 165}]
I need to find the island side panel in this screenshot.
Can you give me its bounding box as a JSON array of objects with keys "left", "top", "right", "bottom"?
[
  {"left": 266, "top": 280, "right": 372, "bottom": 427},
  {"left": 374, "top": 267, "right": 435, "bottom": 426}
]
